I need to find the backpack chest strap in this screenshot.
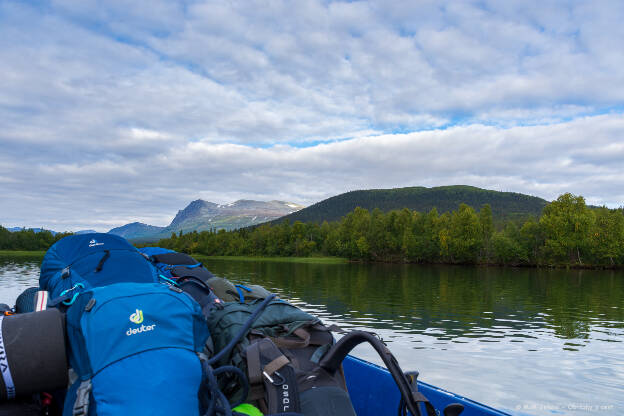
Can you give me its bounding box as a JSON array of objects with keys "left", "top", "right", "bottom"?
[{"left": 72, "top": 379, "right": 92, "bottom": 416}]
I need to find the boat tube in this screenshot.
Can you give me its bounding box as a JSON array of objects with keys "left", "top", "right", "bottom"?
[{"left": 0, "top": 309, "right": 68, "bottom": 401}]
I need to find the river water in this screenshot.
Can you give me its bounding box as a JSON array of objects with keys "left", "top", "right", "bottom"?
[{"left": 1, "top": 254, "right": 622, "bottom": 415}]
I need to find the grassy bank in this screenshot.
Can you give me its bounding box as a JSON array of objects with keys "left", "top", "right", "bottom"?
[
  {"left": 0, "top": 250, "right": 46, "bottom": 257},
  {"left": 194, "top": 255, "right": 349, "bottom": 264}
]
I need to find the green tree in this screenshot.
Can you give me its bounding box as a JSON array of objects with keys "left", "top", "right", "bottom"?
[
  {"left": 590, "top": 207, "right": 624, "bottom": 265},
  {"left": 446, "top": 204, "right": 481, "bottom": 263},
  {"left": 519, "top": 220, "right": 544, "bottom": 264},
  {"left": 479, "top": 204, "right": 494, "bottom": 262},
  {"left": 421, "top": 208, "right": 441, "bottom": 262},
  {"left": 356, "top": 236, "right": 370, "bottom": 258},
  {"left": 540, "top": 193, "right": 594, "bottom": 264},
  {"left": 491, "top": 223, "right": 528, "bottom": 264}
]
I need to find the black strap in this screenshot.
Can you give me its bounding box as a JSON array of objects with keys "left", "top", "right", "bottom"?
[
  {"left": 200, "top": 359, "right": 247, "bottom": 416},
  {"left": 246, "top": 338, "right": 300, "bottom": 414},
  {"left": 271, "top": 327, "right": 311, "bottom": 349},
  {"left": 178, "top": 276, "right": 222, "bottom": 316},
  {"left": 177, "top": 275, "right": 210, "bottom": 291},
  {"left": 320, "top": 331, "right": 432, "bottom": 416},
  {"left": 399, "top": 391, "right": 438, "bottom": 416},
  {"left": 151, "top": 252, "right": 197, "bottom": 265},
  {"left": 94, "top": 250, "right": 110, "bottom": 272},
  {"left": 208, "top": 294, "right": 276, "bottom": 366},
  {"left": 246, "top": 341, "right": 265, "bottom": 402},
  {"left": 171, "top": 265, "right": 215, "bottom": 282},
  {"left": 325, "top": 323, "right": 348, "bottom": 334}
]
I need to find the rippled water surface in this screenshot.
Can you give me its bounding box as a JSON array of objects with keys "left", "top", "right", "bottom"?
[{"left": 1, "top": 254, "right": 622, "bottom": 415}]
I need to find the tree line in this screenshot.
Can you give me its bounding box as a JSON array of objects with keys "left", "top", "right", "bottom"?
[
  {"left": 2, "top": 193, "right": 622, "bottom": 268},
  {"left": 157, "top": 193, "right": 624, "bottom": 268},
  {"left": 0, "top": 227, "right": 72, "bottom": 251}
]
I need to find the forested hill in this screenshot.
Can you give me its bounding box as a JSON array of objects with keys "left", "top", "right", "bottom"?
[{"left": 271, "top": 185, "right": 548, "bottom": 224}]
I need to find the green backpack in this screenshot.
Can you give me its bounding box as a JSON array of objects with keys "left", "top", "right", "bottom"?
[{"left": 206, "top": 298, "right": 356, "bottom": 416}]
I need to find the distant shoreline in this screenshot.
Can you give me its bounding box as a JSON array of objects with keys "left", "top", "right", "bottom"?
[
  {"left": 0, "top": 250, "right": 348, "bottom": 265},
  {"left": 2, "top": 250, "right": 621, "bottom": 270},
  {"left": 0, "top": 250, "right": 46, "bottom": 257},
  {"left": 197, "top": 255, "right": 623, "bottom": 270},
  {"left": 192, "top": 255, "right": 348, "bottom": 264}
]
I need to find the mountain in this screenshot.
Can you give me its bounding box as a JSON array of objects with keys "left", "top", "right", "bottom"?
[
  {"left": 107, "top": 222, "right": 166, "bottom": 240},
  {"left": 270, "top": 185, "right": 549, "bottom": 225},
  {"left": 170, "top": 200, "right": 304, "bottom": 234},
  {"left": 7, "top": 227, "right": 59, "bottom": 235},
  {"left": 109, "top": 199, "right": 304, "bottom": 242},
  {"left": 6, "top": 227, "right": 96, "bottom": 235}
]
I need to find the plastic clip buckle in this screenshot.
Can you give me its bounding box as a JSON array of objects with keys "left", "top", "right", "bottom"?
[
  {"left": 72, "top": 380, "right": 92, "bottom": 416},
  {"left": 263, "top": 370, "right": 285, "bottom": 386}
]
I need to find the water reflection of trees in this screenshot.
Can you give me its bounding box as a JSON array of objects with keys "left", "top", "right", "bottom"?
[
  {"left": 2, "top": 256, "right": 622, "bottom": 343},
  {"left": 204, "top": 260, "right": 624, "bottom": 341}
]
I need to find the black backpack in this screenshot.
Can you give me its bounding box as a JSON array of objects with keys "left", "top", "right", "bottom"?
[{"left": 139, "top": 248, "right": 271, "bottom": 304}]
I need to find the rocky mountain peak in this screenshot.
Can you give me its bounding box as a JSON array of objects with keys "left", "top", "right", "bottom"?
[
  {"left": 170, "top": 199, "right": 219, "bottom": 227},
  {"left": 108, "top": 198, "right": 305, "bottom": 242}
]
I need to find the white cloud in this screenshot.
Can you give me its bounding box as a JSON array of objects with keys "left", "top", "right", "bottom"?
[
  {"left": 2, "top": 115, "right": 624, "bottom": 231},
  {"left": 1, "top": 0, "right": 624, "bottom": 230}
]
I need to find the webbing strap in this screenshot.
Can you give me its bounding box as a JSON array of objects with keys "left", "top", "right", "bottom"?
[
  {"left": 208, "top": 294, "right": 276, "bottom": 366},
  {"left": 271, "top": 327, "right": 310, "bottom": 349},
  {"left": 35, "top": 291, "right": 49, "bottom": 311},
  {"left": 0, "top": 316, "right": 16, "bottom": 399},
  {"left": 94, "top": 250, "right": 110, "bottom": 272},
  {"left": 246, "top": 339, "right": 291, "bottom": 403},
  {"left": 235, "top": 286, "right": 246, "bottom": 303},
  {"left": 263, "top": 355, "right": 290, "bottom": 377},
  {"left": 310, "top": 343, "right": 332, "bottom": 364},
  {"left": 72, "top": 379, "right": 92, "bottom": 416},
  {"left": 246, "top": 342, "right": 265, "bottom": 402},
  {"left": 234, "top": 284, "right": 252, "bottom": 303},
  {"left": 251, "top": 339, "right": 300, "bottom": 414},
  {"left": 325, "top": 324, "right": 347, "bottom": 334},
  {"left": 424, "top": 399, "right": 438, "bottom": 416}
]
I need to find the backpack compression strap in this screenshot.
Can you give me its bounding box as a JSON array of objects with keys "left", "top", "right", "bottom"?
[
  {"left": 150, "top": 252, "right": 198, "bottom": 265},
  {"left": 246, "top": 338, "right": 301, "bottom": 414},
  {"left": 319, "top": 331, "right": 436, "bottom": 416}
]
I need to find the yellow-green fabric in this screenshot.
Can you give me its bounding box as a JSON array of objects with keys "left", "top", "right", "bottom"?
[{"left": 232, "top": 403, "right": 263, "bottom": 416}]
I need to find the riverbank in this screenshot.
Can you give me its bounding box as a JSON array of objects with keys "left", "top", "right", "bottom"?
[
  {"left": 0, "top": 250, "right": 46, "bottom": 257},
  {"left": 188, "top": 252, "right": 624, "bottom": 270},
  {"left": 194, "top": 255, "right": 348, "bottom": 264},
  {"left": 2, "top": 249, "right": 621, "bottom": 270},
  {"left": 0, "top": 250, "right": 348, "bottom": 265}
]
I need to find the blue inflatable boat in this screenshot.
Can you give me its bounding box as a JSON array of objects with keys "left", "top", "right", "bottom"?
[
  {"left": 0, "top": 307, "right": 510, "bottom": 416},
  {"left": 0, "top": 233, "right": 513, "bottom": 415},
  {"left": 344, "top": 356, "right": 509, "bottom": 416}
]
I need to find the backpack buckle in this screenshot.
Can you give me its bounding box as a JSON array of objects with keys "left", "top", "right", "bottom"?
[
  {"left": 263, "top": 370, "right": 285, "bottom": 386},
  {"left": 73, "top": 379, "right": 92, "bottom": 416}
]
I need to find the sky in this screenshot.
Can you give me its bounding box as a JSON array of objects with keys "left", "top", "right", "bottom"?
[{"left": 1, "top": 0, "right": 624, "bottom": 232}]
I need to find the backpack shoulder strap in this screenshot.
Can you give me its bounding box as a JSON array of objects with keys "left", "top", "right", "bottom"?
[
  {"left": 64, "top": 293, "right": 96, "bottom": 416},
  {"left": 320, "top": 330, "right": 435, "bottom": 416},
  {"left": 64, "top": 293, "right": 94, "bottom": 378}
]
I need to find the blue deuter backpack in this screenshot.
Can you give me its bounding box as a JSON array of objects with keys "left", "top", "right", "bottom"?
[
  {"left": 40, "top": 233, "right": 159, "bottom": 301},
  {"left": 63, "top": 282, "right": 209, "bottom": 416}
]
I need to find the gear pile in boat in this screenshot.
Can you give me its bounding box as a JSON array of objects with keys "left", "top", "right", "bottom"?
[{"left": 0, "top": 233, "right": 447, "bottom": 416}]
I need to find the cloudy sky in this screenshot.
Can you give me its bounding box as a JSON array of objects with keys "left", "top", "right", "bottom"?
[{"left": 1, "top": 0, "right": 623, "bottom": 231}]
